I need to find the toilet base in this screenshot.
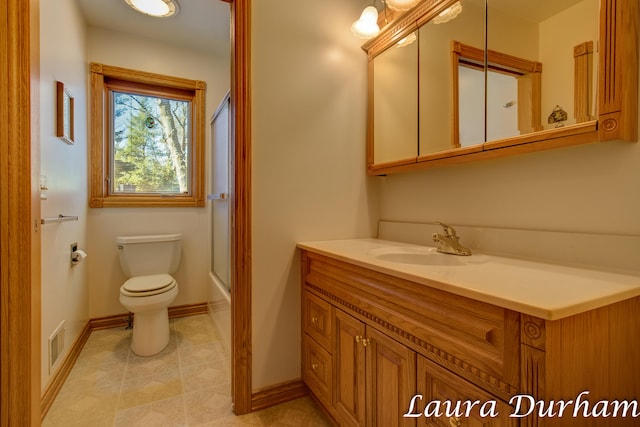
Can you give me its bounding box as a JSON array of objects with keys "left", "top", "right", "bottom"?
[{"left": 131, "top": 307, "right": 170, "bottom": 356}]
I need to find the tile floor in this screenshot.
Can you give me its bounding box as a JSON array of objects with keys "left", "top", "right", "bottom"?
[{"left": 43, "top": 314, "right": 332, "bottom": 426}]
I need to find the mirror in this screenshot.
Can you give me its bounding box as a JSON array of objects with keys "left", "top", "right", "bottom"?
[
  {"left": 363, "top": 0, "right": 635, "bottom": 175},
  {"left": 373, "top": 37, "right": 418, "bottom": 165},
  {"left": 419, "top": 0, "right": 485, "bottom": 156},
  {"left": 485, "top": 0, "right": 598, "bottom": 131}
]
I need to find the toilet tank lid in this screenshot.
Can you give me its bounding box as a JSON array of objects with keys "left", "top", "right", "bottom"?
[{"left": 117, "top": 234, "right": 183, "bottom": 245}]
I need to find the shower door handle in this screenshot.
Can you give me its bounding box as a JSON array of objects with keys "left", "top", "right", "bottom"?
[{"left": 207, "top": 193, "right": 228, "bottom": 200}]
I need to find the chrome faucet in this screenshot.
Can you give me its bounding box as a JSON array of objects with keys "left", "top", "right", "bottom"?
[{"left": 432, "top": 222, "right": 471, "bottom": 256}]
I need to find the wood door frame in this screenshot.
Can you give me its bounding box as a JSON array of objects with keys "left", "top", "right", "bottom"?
[
  {"left": 229, "top": 0, "right": 253, "bottom": 415},
  {"left": 1, "top": 0, "right": 42, "bottom": 424}
]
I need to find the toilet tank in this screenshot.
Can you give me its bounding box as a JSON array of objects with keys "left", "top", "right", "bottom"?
[{"left": 117, "top": 234, "right": 182, "bottom": 277}]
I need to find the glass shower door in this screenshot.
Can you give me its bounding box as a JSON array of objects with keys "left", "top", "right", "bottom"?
[{"left": 209, "top": 93, "right": 231, "bottom": 291}]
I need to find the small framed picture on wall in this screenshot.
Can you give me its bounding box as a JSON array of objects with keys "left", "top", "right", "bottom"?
[{"left": 56, "top": 81, "right": 74, "bottom": 144}]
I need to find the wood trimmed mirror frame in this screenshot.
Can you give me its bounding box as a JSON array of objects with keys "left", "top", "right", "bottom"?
[{"left": 363, "top": 0, "right": 638, "bottom": 176}]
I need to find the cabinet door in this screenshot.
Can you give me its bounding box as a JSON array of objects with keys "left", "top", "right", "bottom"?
[
  {"left": 334, "top": 309, "right": 366, "bottom": 427},
  {"left": 366, "top": 327, "right": 417, "bottom": 427},
  {"left": 416, "top": 356, "right": 517, "bottom": 427}
]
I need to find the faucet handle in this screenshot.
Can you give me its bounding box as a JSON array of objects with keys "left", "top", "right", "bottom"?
[{"left": 436, "top": 221, "right": 457, "bottom": 238}]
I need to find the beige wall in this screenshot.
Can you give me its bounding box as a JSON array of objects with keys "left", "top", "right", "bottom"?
[
  {"left": 85, "top": 27, "right": 230, "bottom": 318},
  {"left": 379, "top": 135, "right": 640, "bottom": 236},
  {"left": 251, "top": 0, "right": 379, "bottom": 390},
  {"left": 39, "top": 0, "right": 90, "bottom": 391},
  {"left": 539, "top": 0, "right": 599, "bottom": 128}
]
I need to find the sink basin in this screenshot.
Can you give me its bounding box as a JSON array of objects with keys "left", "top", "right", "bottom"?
[{"left": 367, "top": 246, "right": 466, "bottom": 266}]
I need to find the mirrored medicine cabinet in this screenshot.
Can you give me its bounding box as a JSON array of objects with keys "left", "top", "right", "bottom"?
[{"left": 363, "top": 0, "right": 638, "bottom": 175}]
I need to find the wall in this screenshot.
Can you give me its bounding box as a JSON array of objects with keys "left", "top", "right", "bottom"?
[
  {"left": 39, "top": 0, "right": 89, "bottom": 390},
  {"left": 251, "top": 0, "right": 379, "bottom": 390},
  {"left": 379, "top": 115, "right": 640, "bottom": 237},
  {"left": 86, "top": 27, "right": 230, "bottom": 317},
  {"left": 539, "top": 0, "right": 599, "bottom": 128}
]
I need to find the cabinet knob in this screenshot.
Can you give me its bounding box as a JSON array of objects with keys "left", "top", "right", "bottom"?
[
  {"left": 311, "top": 316, "right": 319, "bottom": 325},
  {"left": 311, "top": 363, "right": 319, "bottom": 371},
  {"left": 355, "top": 336, "right": 370, "bottom": 347},
  {"left": 449, "top": 416, "right": 461, "bottom": 426}
]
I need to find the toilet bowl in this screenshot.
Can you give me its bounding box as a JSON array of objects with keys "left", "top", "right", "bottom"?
[{"left": 117, "top": 234, "right": 182, "bottom": 356}]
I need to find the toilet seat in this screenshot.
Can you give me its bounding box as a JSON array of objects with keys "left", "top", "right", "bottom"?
[{"left": 120, "top": 274, "right": 177, "bottom": 297}]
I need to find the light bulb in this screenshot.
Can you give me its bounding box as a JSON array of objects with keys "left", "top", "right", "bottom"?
[
  {"left": 385, "top": 0, "right": 419, "bottom": 12},
  {"left": 351, "top": 6, "right": 380, "bottom": 40},
  {"left": 396, "top": 32, "right": 417, "bottom": 47},
  {"left": 433, "top": 1, "right": 463, "bottom": 24}
]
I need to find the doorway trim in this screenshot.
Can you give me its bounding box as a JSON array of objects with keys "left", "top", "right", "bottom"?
[
  {"left": 1, "top": 0, "right": 42, "bottom": 424},
  {"left": 229, "top": 0, "right": 253, "bottom": 415}
]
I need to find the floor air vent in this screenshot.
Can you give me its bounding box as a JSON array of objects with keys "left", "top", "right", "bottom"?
[{"left": 48, "top": 321, "right": 66, "bottom": 373}]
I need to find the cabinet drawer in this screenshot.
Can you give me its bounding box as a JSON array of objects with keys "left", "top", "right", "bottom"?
[
  {"left": 416, "top": 356, "right": 517, "bottom": 427},
  {"left": 303, "top": 334, "right": 333, "bottom": 405},
  {"left": 303, "top": 290, "right": 333, "bottom": 351}
]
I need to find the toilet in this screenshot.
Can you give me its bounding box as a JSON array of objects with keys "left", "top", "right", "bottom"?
[{"left": 117, "top": 233, "right": 182, "bottom": 356}]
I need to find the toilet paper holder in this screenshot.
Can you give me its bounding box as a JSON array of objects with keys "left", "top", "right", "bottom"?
[{"left": 70, "top": 242, "right": 87, "bottom": 266}]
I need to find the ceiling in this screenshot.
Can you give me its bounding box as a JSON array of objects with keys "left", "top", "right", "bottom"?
[
  {"left": 75, "top": 0, "right": 231, "bottom": 56},
  {"left": 74, "top": 0, "right": 586, "bottom": 56}
]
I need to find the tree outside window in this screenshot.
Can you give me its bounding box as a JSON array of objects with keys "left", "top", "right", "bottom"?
[{"left": 112, "top": 92, "right": 190, "bottom": 194}]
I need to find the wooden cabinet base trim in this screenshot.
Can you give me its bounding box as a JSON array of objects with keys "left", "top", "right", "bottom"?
[
  {"left": 251, "top": 379, "right": 309, "bottom": 412},
  {"left": 306, "top": 283, "right": 518, "bottom": 402}
]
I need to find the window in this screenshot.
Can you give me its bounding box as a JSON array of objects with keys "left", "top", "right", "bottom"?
[{"left": 90, "top": 62, "right": 206, "bottom": 207}]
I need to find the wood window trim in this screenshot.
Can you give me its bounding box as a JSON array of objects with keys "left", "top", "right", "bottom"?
[
  {"left": 450, "top": 41, "right": 543, "bottom": 149},
  {"left": 89, "top": 62, "right": 206, "bottom": 208}
]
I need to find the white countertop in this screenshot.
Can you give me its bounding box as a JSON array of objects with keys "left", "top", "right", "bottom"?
[{"left": 297, "top": 238, "right": 640, "bottom": 320}]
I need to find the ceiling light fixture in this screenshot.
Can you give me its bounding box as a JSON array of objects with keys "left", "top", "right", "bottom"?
[
  {"left": 432, "top": 1, "right": 462, "bottom": 24},
  {"left": 124, "top": 0, "right": 179, "bottom": 18},
  {"left": 351, "top": 5, "right": 381, "bottom": 40}
]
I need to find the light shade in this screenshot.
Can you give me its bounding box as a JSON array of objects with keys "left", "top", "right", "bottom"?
[
  {"left": 433, "top": 1, "right": 463, "bottom": 24},
  {"left": 351, "top": 6, "right": 380, "bottom": 40},
  {"left": 396, "top": 32, "right": 417, "bottom": 47},
  {"left": 124, "top": 0, "right": 179, "bottom": 18},
  {"left": 385, "top": 0, "right": 420, "bottom": 12}
]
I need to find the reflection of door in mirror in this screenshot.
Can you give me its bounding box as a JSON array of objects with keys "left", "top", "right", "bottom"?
[
  {"left": 373, "top": 39, "right": 418, "bottom": 165},
  {"left": 452, "top": 41, "right": 543, "bottom": 147},
  {"left": 458, "top": 66, "right": 520, "bottom": 146}
]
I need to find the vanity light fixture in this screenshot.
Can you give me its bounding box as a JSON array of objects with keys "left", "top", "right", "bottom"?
[
  {"left": 124, "top": 0, "right": 179, "bottom": 18},
  {"left": 396, "top": 32, "right": 417, "bottom": 47},
  {"left": 351, "top": 5, "right": 381, "bottom": 39},
  {"left": 432, "top": 1, "right": 462, "bottom": 24},
  {"left": 385, "top": 0, "right": 420, "bottom": 12}
]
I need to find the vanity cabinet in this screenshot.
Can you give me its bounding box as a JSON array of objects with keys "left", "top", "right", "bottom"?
[
  {"left": 301, "top": 250, "right": 520, "bottom": 426},
  {"left": 303, "top": 290, "right": 417, "bottom": 427},
  {"left": 333, "top": 308, "right": 417, "bottom": 427},
  {"left": 417, "top": 356, "right": 517, "bottom": 427},
  {"left": 300, "top": 247, "right": 640, "bottom": 427}
]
